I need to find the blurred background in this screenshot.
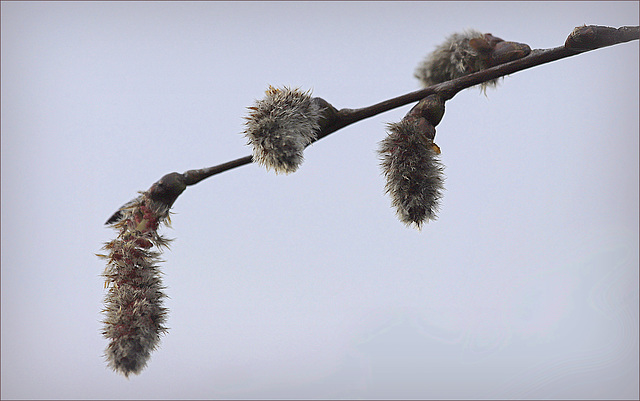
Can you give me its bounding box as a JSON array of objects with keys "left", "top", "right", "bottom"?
[{"left": 2, "top": 2, "right": 638, "bottom": 399}]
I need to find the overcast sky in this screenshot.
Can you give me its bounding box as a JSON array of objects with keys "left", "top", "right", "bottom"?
[{"left": 1, "top": 1, "right": 638, "bottom": 399}]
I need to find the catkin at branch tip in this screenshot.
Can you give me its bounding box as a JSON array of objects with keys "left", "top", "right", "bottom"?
[
  {"left": 378, "top": 119, "right": 445, "bottom": 229},
  {"left": 98, "top": 192, "right": 172, "bottom": 378},
  {"left": 244, "top": 86, "right": 323, "bottom": 174}
]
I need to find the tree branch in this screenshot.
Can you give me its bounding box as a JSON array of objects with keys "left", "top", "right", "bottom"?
[
  {"left": 106, "top": 25, "right": 638, "bottom": 222},
  {"left": 181, "top": 25, "right": 638, "bottom": 184}
]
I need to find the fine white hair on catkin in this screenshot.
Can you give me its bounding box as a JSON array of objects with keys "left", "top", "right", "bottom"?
[
  {"left": 244, "top": 86, "right": 323, "bottom": 174},
  {"left": 414, "top": 29, "right": 500, "bottom": 91},
  {"left": 378, "top": 119, "right": 445, "bottom": 229}
]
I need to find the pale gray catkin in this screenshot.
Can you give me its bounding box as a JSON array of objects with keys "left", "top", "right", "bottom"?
[
  {"left": 414, "top": 29, "right": 500, "bottom": 91},
  {"left": 244, "top": 86, "right": 323, "bottom": 174},
  {"left": 378, "top": 119, "right": 445, "bottom": 229}
]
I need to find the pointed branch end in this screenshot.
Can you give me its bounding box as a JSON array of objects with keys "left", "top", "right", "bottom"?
[{"left": 565, "top": 25, "right": 640, "bottom": 51}]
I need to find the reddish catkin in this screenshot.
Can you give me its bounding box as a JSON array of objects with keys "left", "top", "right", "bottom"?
[{"left": 98, "top": 192, "right": 172, "bottom": 378}]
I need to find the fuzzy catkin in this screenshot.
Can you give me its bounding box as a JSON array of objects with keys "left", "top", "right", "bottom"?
[
  {"left": 244, "top": 86, "right": 322, "bottom": 174},
  {"left": 99, "top": 193, "right": 172, "bottom": 378},
  {"left": 379, "top": 120, "right": 445, "bottom": 228},
  {"left": 414, "top": 29, "right": 500, "bottom": 91}
]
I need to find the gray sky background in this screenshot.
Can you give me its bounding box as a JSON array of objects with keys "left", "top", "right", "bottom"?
[{"left": 1, "top": 1, "right": 638, "bottom": 399}]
